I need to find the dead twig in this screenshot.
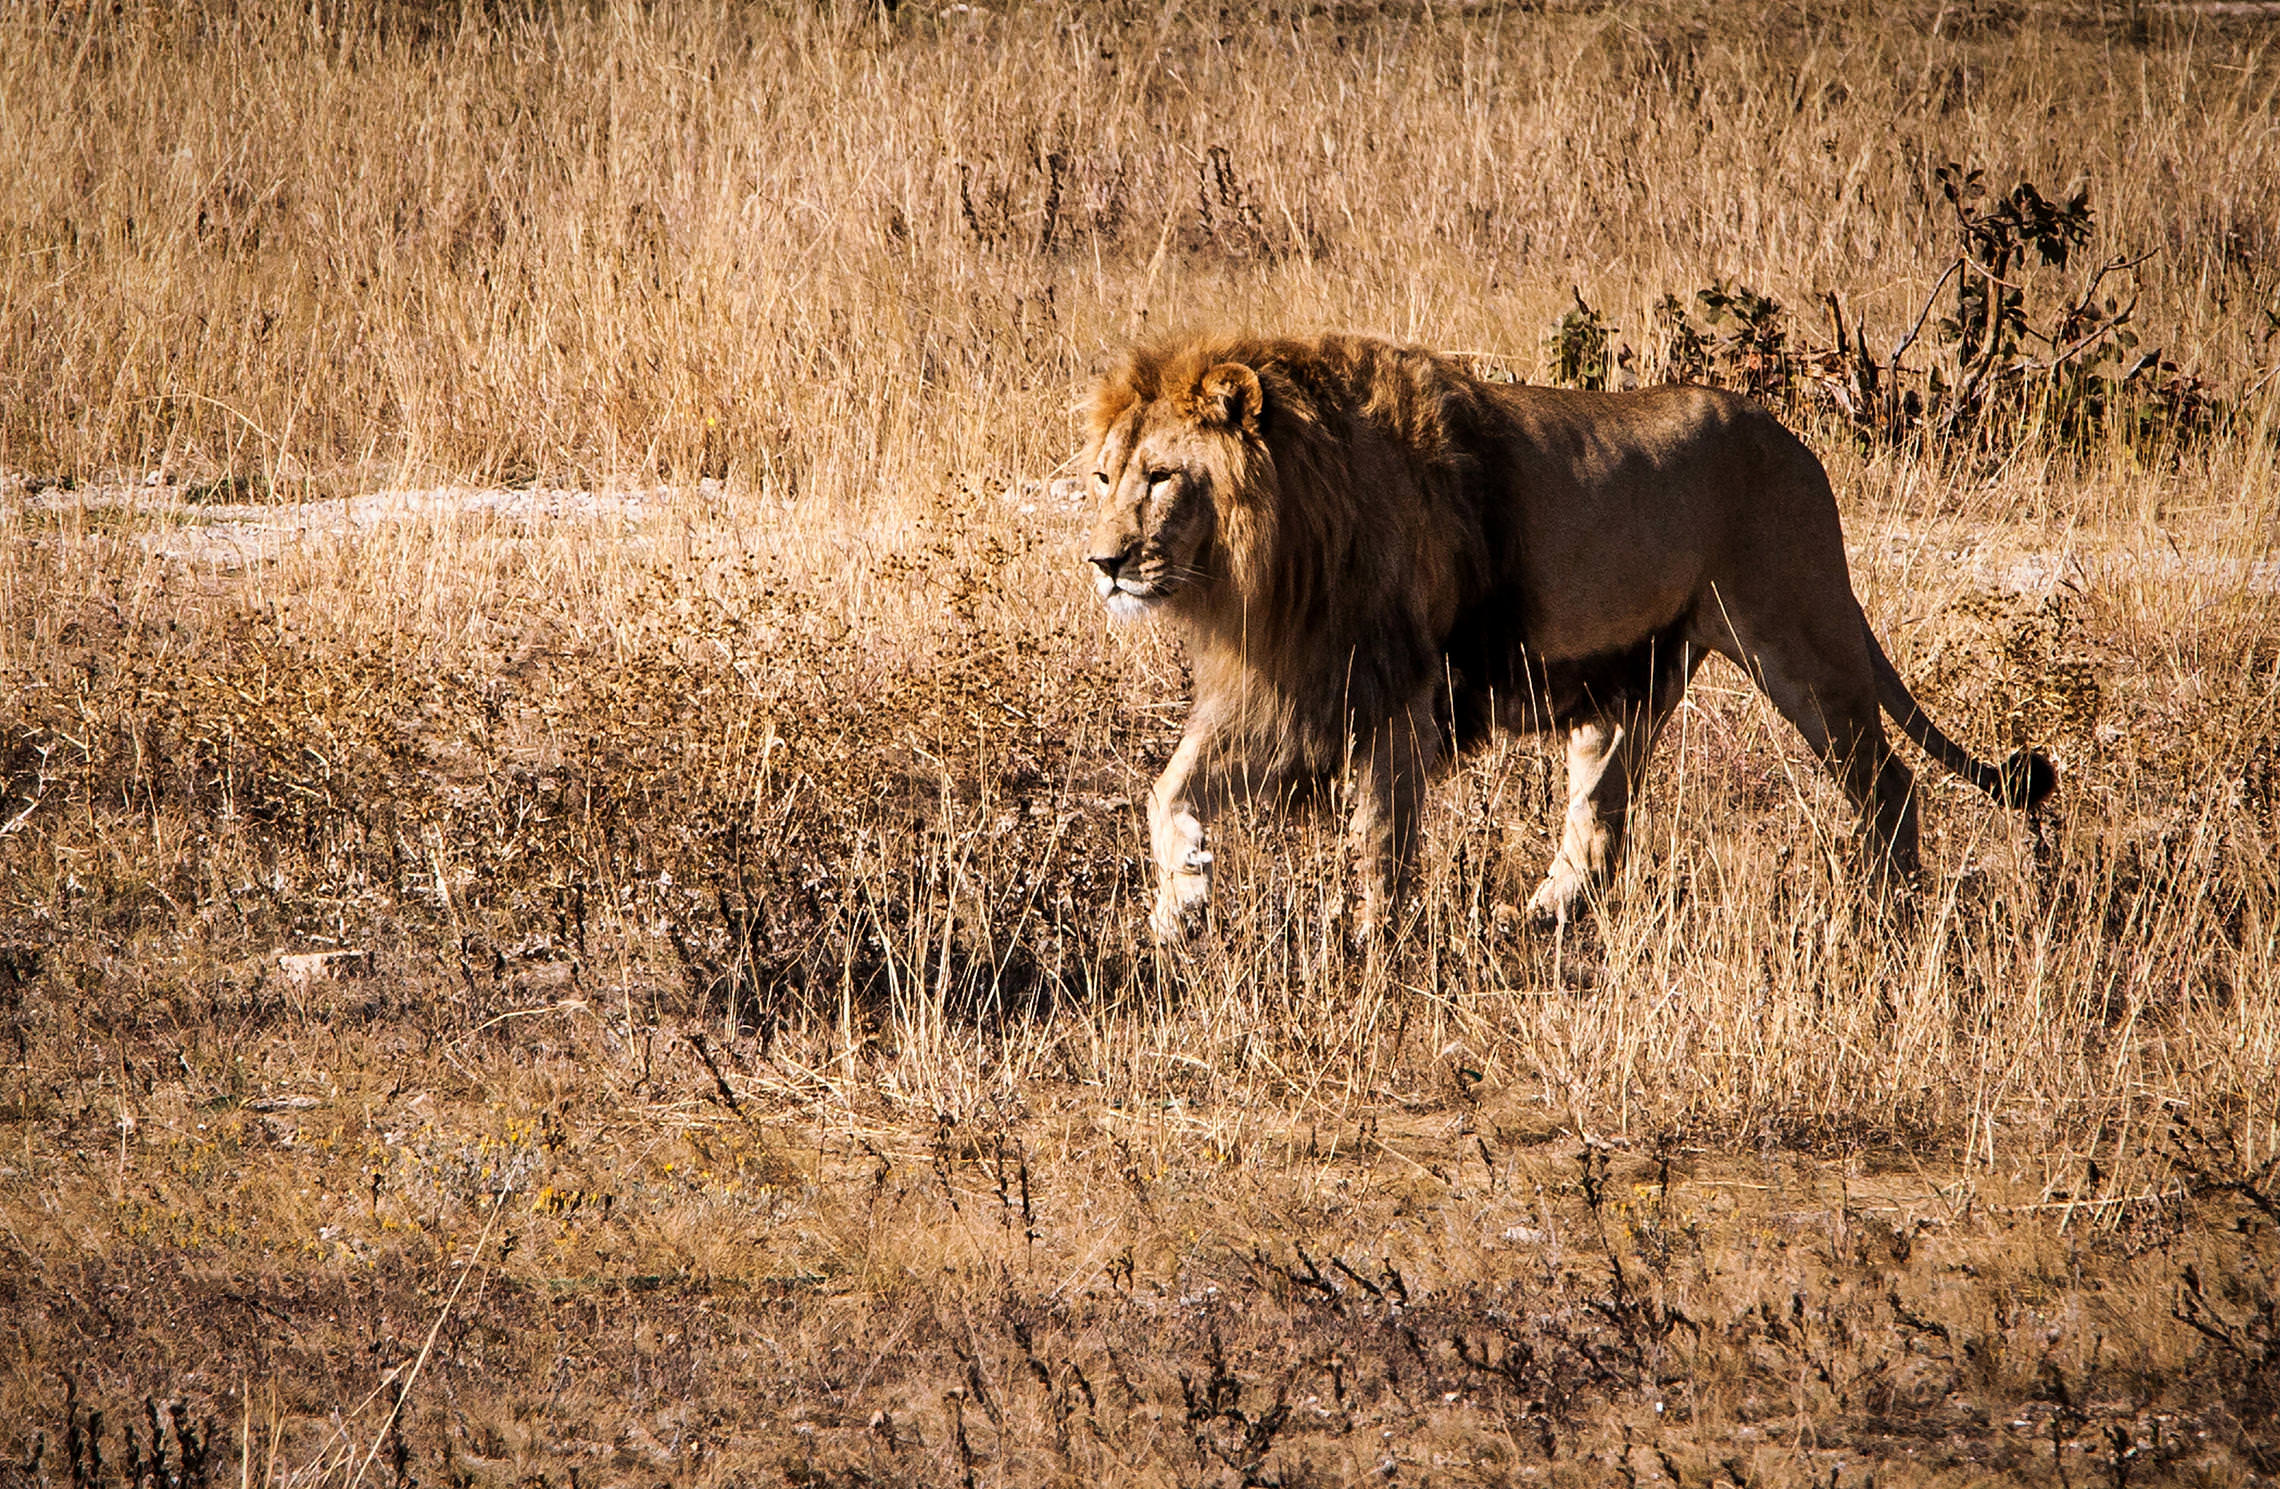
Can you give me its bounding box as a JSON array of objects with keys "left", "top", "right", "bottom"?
[{"left": 1887, "top": 258, "right": 1966, "bottom": 373}]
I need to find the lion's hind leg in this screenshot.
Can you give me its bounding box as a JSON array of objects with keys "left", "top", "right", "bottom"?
[
  {"left": 1720, "top": 625, "right": 1922, "bottom": 892},
  {"left": 1526, "top": 706, "right": 1671, "bottom": 926},
  {"left": 1346, "top": 691, "right": 1443, "bottom": 943}
]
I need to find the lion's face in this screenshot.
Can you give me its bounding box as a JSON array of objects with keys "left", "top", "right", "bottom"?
[
  {"left": 1082, "top": 410, "right": 1221, "bottom": 620},
  {"left": 1081, "top": 361, "right": 1264, "bottom": 621}
]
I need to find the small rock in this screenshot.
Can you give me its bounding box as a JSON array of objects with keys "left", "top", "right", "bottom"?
[
  {"left": 515, "top": 960, "right": 577, "bottom": 993},
  {"left": 276, "top": 948, "right": 373, "bottom": 989}
]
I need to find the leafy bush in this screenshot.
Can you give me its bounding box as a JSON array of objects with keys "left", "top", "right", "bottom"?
[{"left": 1569, "top": 167, "right": 2232, "bottom": 455}]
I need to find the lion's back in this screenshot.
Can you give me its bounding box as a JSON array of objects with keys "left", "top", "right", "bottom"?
[
  {"left": 1468, "top": 380, "right": 1854, "bottom": 662},
  {"left": 1487, "top": 382, "right": 1816, "bottom": 487},
  {"left": 1480, "top": 380, "right": 1837, "bottom": 546}
]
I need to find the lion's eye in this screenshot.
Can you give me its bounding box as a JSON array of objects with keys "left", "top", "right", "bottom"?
[
  {"left": 1091, "top": 471, "right": 1109, "bottom": 490},
  {"left": 1147, "top": 470, "right": 1174, "bottom": 489}
]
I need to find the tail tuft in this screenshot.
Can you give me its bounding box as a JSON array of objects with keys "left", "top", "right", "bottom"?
[{"left": 1998, "top": 749, "right": 2057, "bottom": 809}]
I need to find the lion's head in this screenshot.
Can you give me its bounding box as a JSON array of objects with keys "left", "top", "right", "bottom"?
[{"left": 1080, "top": 344, "right": 1278, "bottom": 622}]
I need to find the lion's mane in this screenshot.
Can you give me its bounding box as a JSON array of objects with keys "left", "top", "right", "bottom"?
[{"left": 1087, "top": 333, "right": 1508, "bottom": 776}]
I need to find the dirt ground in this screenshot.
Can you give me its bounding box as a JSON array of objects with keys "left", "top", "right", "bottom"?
[{"left": 5, "top": 1041, "right": 2277, "bottom": 1488}]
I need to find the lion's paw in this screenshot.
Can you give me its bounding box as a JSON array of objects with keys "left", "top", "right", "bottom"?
[
  {"left": 1523, "top": 874, "right": 1587, "bottom": 929},
  {"left": 1150, "top": 866, "right": 1212, "bottom": 947}
]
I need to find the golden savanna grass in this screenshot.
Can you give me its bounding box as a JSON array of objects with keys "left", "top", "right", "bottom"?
[{"left": 1, "top": 2, "right": 2277, "bottom": 1484}]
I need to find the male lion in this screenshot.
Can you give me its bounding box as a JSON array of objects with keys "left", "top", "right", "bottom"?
[{"left": 1080, "top": 331, "right": 2054, "bottom": 943}]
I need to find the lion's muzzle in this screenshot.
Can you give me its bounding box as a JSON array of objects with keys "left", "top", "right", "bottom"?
[
  {"left": 1088, "top": 547, "right": 1166, "bottom": 619},
  {"left": 1094, "top": 568, "right": 1162, "bottom": 620}
]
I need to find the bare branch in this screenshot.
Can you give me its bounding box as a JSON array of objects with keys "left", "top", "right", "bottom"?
[
  {"left": 2038, "top": 294, "right": 2138, "bottom": 375},
  {"left": 2074, "top": 246, "right": 2162, "bottom": 305},
  {"left": 1962, "top": 257, "right": 2025, "bottom": 291},
  {"left": 1888, "top": 258, "right": 1966, "bottom": 371}
]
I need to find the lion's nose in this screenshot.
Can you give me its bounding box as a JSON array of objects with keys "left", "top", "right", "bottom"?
[{"left": 1087, "top": 551, "right": 1129, "bottom": 580}]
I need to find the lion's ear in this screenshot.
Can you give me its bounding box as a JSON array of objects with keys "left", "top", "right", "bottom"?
[{"left": 1197, "top": 362, "right": 1264, "bottom": 435}]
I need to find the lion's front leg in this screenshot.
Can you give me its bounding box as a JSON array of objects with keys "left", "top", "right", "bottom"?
[
  {"left": 1146, "top": 709, "right": 1222, "bottom": 945},
  {"left": 1347, "top": 693, "right": 1441, "bottom": 943}
]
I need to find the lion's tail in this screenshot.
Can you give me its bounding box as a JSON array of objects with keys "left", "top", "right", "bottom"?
[{"left": 1862, "top": 614, "right": 2056, "bottom": 809}]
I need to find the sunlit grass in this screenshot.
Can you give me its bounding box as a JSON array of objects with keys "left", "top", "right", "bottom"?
[{"left": 2, "top": 2, "right": 2276, "bottom": 1484}]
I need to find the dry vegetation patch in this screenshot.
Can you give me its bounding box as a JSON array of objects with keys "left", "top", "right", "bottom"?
[{"left": 2, "top": 1, "right": 2278, "bottom": 1483}]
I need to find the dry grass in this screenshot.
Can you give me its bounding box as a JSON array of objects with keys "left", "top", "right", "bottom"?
[{"left": 2, "top": 1, "right": 2278, "bottom": 1484}]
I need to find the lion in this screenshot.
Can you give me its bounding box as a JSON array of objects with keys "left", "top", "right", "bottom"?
[{"left": 1079, "top": 331, "right": 2055, "bottom": 944}]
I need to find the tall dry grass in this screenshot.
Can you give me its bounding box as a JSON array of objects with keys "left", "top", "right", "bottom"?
[{"left": 6, "top": 0, "right": 2279, "bottom": 489}]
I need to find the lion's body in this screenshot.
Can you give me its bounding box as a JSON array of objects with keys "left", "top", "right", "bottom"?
[{"left": 1080, "top": 332, "right": 2052, "bottom": 940}]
